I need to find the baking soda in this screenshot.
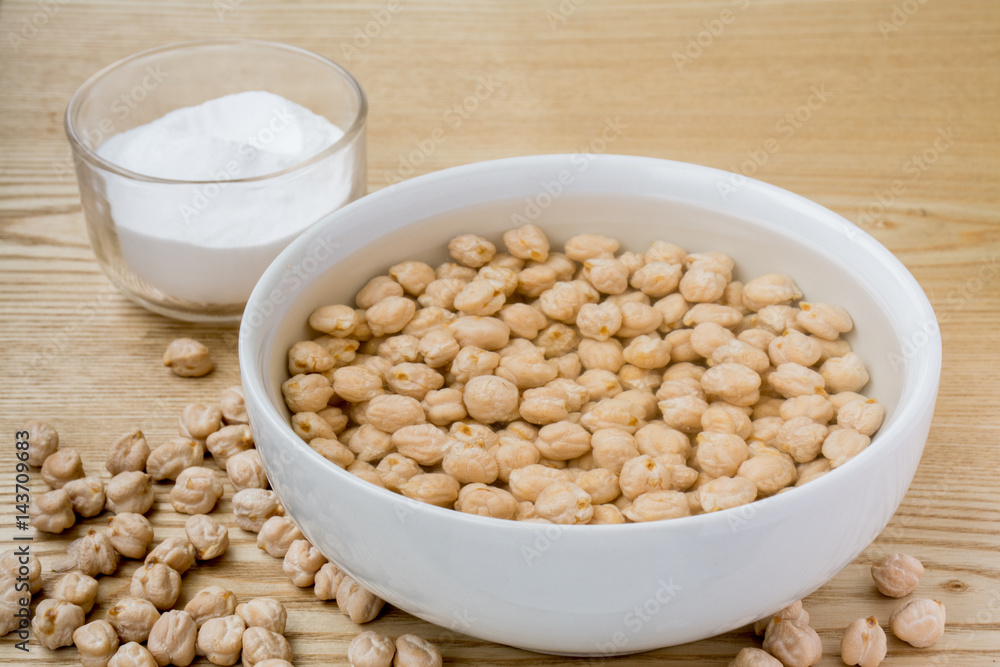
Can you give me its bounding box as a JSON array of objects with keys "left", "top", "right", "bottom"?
[{"left": 97, "top": 91, "right": 354, "bottom": 305}]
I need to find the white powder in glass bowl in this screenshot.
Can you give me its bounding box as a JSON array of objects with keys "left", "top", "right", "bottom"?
[{"left": 96, "top": 91, "right": 353, "bottom": 305}]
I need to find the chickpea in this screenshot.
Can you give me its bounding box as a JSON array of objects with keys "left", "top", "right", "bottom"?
[
  {"left": 820, "top": 352, "right": 870, "bottom": 394},
  {"left": 257, "top": 516, "right": 304, "bottom": 559},
  {"left": 689, "top": 322, "right": 735, "bottom": 360},
  {"left": 695, "top": 432, "right": 749, "bottom": 477},
  {"left": 282, "top": 539, "right": 327, "bottom": 587},
  {"left": 795, "top": 457, "right": 832, "bottom": 487},
  {"left": 651, "top": 293, "right": 688, "bottom": 332},
  {"left": 143, "top": 609, "right": 197, "bottom": 666},
  {"left": 442, "top": 443, "right": 499, "bottom": 484},
  {"left": 889, "top": 598, "right": 946, "bottom": 647},
  {"left": 727, "top": 647, "right": 783, "bottom": 667},
  {"left": 448, "top": 233, "right": 496, "bottom": 268},
  {"left": 738, "top": 327, "right": 777, "bottom": 352},
  {"left": 386, "top": 260, "right": 434, "bottom": 296},
  {"left": 452, "top": 278, "right": 506, "bottom": 316},
  {"left": 588, "top": 429, "right": 638, "bottom": 473},
  {"left": 492, "top": 438, "right": 541, "bottom": 482},
  {"left": 797, "top": 301, "right": 853, "bottom": 339},
  {"left": 367, "top": 296, "right": 417, "bottom": 337},
  {"left": 287, "top": 340, "right": 334, "bottom": 376},
  {"left": 820, "top": 428, "right": 870, "bottom": 468},
  {"left": 663, "top": 328, "right": 698, "bottom": 363},
  {"left": 357, "top": 275, "right": 404, "bottom": 309},
  {"left": 417, "top": 278, "right": 466, "bottom": 310},
  {"left": 40, "top": 447, "right": 84, "bottom": 489},
  {"left": 400, "top": 473, "right": 460, "bottom": 508},
  {"left": 629, "top": 262, "right": 683, "bottom": 298},
  {"left": 698, "top": 362, "right": 760, "bottom": 408},
  {"left": 386, "top": 362, "right": 445, "bottom": 401},
  {"left": 738, "top": 451, "right": 797, "bottom": 496},
  {"left": 29, "top": 488, "right": 76, "bottom": 533},
  {"left": 538, "top": 281, "right": 596, "bottom": 323},
  {"left": 762, "top": 617, "right": 823, "bottom": 667},
  {"left": 580, "top": 257, "right": 627, "bottom": 295},
  {"left": 508, "top": 464, "right": 569, "bottom": 502},
  {"left": 574, "top": 467, "right": 620, "bottom": 504},
  {"left": 348, "top": 629, "right": 396, "bottom": 667},
  {"left": 107, "top": 642, "right": 157, "bottom": 667},
  {"left": 311, "top": 437, "right": 355, "bottom": 468},
  {"left": 682, "top": 303, "right": 742, "bottom": 329},
  {"left": 48, "top": 571, "right": 98, "bottom": 615},
  {"left": 756, "top": 305, "right": 803, "bottom": 335},
  {"left": 577, "top": 339, "right": 625, "bottom": 373},
  {"left": 394, "top": 633, "right": 443, "bottom": 667},
  {"left": 535, "top": 323, "right": 579, "bottom": 358},
  {"left": 337, "top": 575, "right": 386, "bottom": 624},
  {"left": 281, "top": 373, "right": 335, "bottom": 414},
  {"left": 494, "top": 304, "right": 544, "bottom": 341},
  {"left": 242, "top": 627, "right": 294, "bottom": 666},
  {"left": 700, "top": 403, "right": 752, "bottom": 439},
  {"left": 699, "top": 476, "right": 757, "bottom": 511},
  {"left": 752, "top": 599, "right": 810, "bottom": 636},
  {"left": 108, "top": 597, "right": 160, "bottom": 643},
  {"left": 361, "top": 394, "right": 425, "bottom": 435},
  {"left": 479, "top": 263, "right": 520, "bottom": 296},
  {"left": 22, "top": 418, "right": 59, "bottom": 467},
  {"left": 710, "top": 340, "right": 769, "bottom": 375},
  {"left": 766, "top": 330, "right": 821, "bottom": 369},
  {"left": 530, "top": 421, "right": 588, "bottom": 460},
  {"left": 678, "top": 267, "right": 727, "bottom": 303},
  {"left": 65, "top": 529, "right": 119, "bottom": 577},
  {"left": 840, "top": 616, "right": 887, "bottom": 667},
  {"left": 580, "top": 397, "right": 644, "bottom": 433},
  {"left": 348, "top": 460, "right": 386, "bottom": 488},
  {"left": 308, "top": 304, "right": 357, "bottom": 337},
  {"left": 503, "top": 223, "right": 550, "bottom": 262},
  {"left": 183, "top": 586, "right": 238, "bottom": 630},
  {"left": 74, "top": 620, "right": 121, "bottom": 667},
  {"left": 815, "top": 336, "right": 852, "bottom": 364},
  {"left": 128, "top": 562, "right": 182, "bottom": 610},
  {"left": 458, "top": 374, "right": 516, "bottom": 423},
  {"left": 559, "top": 233, "right": 615, "bottom": 262},
  {"left": 315, "top": 562, "right": 347, "bottom": 601},
  {"left": 179, "top": 403, "right": 223, "bottom": 441},
  {"left": 516, "top": 263, "right": 558, "bottom": 298},
  {"left": 775, "top": 416, "right": 828, "bottom": 463},
  {"left": 871, "top": 553, "right": 924, "bottom": 598},
  {"left": 146, "top": 437, "right": 205, "bottom": 481},
  {"left": 108, "top": 512, "right": 154, "bottom": 559},
  {"left": 106, "top": 429, "right": 151, "bottom": 476},
  {"left": 454, "top": 483, "right": 518, "bottom": 519},
  {"left": 659, "top": 395, "right": 709, "bottom": 433},
  {"left": 623, "top": 490, "right": 690, "bottom": 522},
  {"left": 590, "top": 503, "right": 626, "bottom": 524},
  {"left": 622, "top": 334, "right": 672, "bottom": 369},
  {"left": 768, "top": 363, "right": 825, "bottom": 399},
  {"left": 837, "top": 398, "right": 885, "bottom": 436},
  {"left": 617, "top": 301, "right": 664, "bottom": 338},
  {"left": 145, "top": 537, "right": 197, "bottom": 574},
  {"left": 741, "top": 273, "right": 802, "bottom": 311},
  {"left": 518, "top": 387, "right": 569, "bottom": 425},
  {"left": 236, "top": 597, "right": 287, "bottom": 634},
  {"left": 170, "top": 466, "right": 225, "bottom": 515},
  {"left": 196, "top": 614, "right": 245, "bottom": 666},
  {"left": 103, "top": 472, "right": 156, "bottom": 515},
  {"left": 215, "top": 386, "right": 249, "bottom": 426},
  {"left": 421, "top": 388, "right": 467, "bottom": 426},
  {"left": 435, "top": 261, "right": 478, "bottom": 281},
  {"left": 316, "top": 336, "right": 362, "bottom": 366},
  {"left": 185, "top": 514, "right": 229, "bottom": 560},
  {"left": 233, "top": 489, "right": 285, "bottom": 533},
  {"left": 227, "top": 449, "right": 269, "bottom": 491},
  {"left": 779, "top": 395, "right": 834, "bottom": 424},
  {"left": 28, "top": 598, "right": 83, "bottom": 649},
  {"left": 163, "top": 338, "right": 213, "bottom": 377}
]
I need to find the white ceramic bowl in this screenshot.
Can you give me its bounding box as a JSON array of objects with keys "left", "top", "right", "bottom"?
[{"left": 239, "top": 154, "right": 941, "bottom": 656}]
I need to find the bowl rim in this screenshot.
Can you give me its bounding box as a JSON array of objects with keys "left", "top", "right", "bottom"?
[
  {"left": 239, "top": 153, "right": 942, "bottom": 535},
  {"left": 64, "top": 38, "right": 368, "bottom": 185}
]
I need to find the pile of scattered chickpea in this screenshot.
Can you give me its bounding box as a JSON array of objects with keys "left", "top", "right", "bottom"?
[
  {"left": 283, "top": 224, "right": 887, "bottom": 525},
  {"left": 7, "top": 358, "right": 442, "bottom": 666}
]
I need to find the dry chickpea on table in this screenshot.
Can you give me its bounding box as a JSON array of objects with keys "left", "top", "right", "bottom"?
[
  {"left": 282, "top": 224, "right": 886, "bottom": 524},
  {"left": 8, "top": 384, "right": 445, "bottom": 665}
]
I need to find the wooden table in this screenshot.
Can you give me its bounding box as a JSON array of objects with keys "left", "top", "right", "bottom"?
[{"left": 1, "top": 1, "right": 998, "bottom": 664}]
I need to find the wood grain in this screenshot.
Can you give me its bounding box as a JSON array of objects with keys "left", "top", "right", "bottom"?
[{"left": 1, "top": 0, "right": 998, "bottom": 664}]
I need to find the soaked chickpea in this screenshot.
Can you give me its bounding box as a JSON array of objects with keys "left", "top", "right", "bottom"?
[
  {"left": 455, "top": 483, "right": 518, "bottom": 519},
  {"left": 449, "top": 233, "right": 496, "bottom": 268},
  {"left": 578, "top": 339, "right": 625, "bottom": 373},
  {"left": 493, "top": 438, "right": 542, "bottom": 482},
  {"left": 757, "top": 305, "right": 803, "bottom": 335},
  {"left": 820, "top": 352, "right": 870, "bottom": 394},
  {"left": 797, "top": 301, "right": 853, "bottom": 339},
  {"left": 821, "top": 428, "right": 870, "bottom": 467},
  {"left": 576, "top": 302, "right": 622, "bottom": 341},
  {"left": 768, "top": 363, "right": 825, "bottom": 399},
  {"left": 698, "top": 476, "right": 757, "bottom": 512},
  {"left": 742, "top": 273, "right": 803, "bottom": 311},
  {"left": 535, "top": 323, "right": 580, "bottom": 358},
  {"left": 837, "top": 398, "right": 885, "bottom": 436},
  {"left": 450, "top": 316, "right": 510, "bottom": 350},
  {"left": 503, "top": 223, "right": 550, "bottom": 261},
  {"left": 617, "top": 301, "right": 663, "bottom": 338},
  {"left": 534, "top": 481, "right": 593, "bottom": 524},
  {"left": 624, "top": 490, "right": 690, "bottom": 522},
  {"left": 400, "top": 473, "right": 460, "bottom": 507},
  {"left": 737, "top": 450, "right": 797, "bottom": 496},
  {"left": 563, "top": 233, "right": 619, "bottom": 261},
  {"left": 463, "top": 375, "right": 520, "bottom": 423},
  {"left": 683, "top": 303, "right": 743, "bottom": 329},
  {"left": 622, "top": 334, "right": 672, "bottom": 369},
  {"left": 508, "top": 464, "right": 569, "bottom": 502}
]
